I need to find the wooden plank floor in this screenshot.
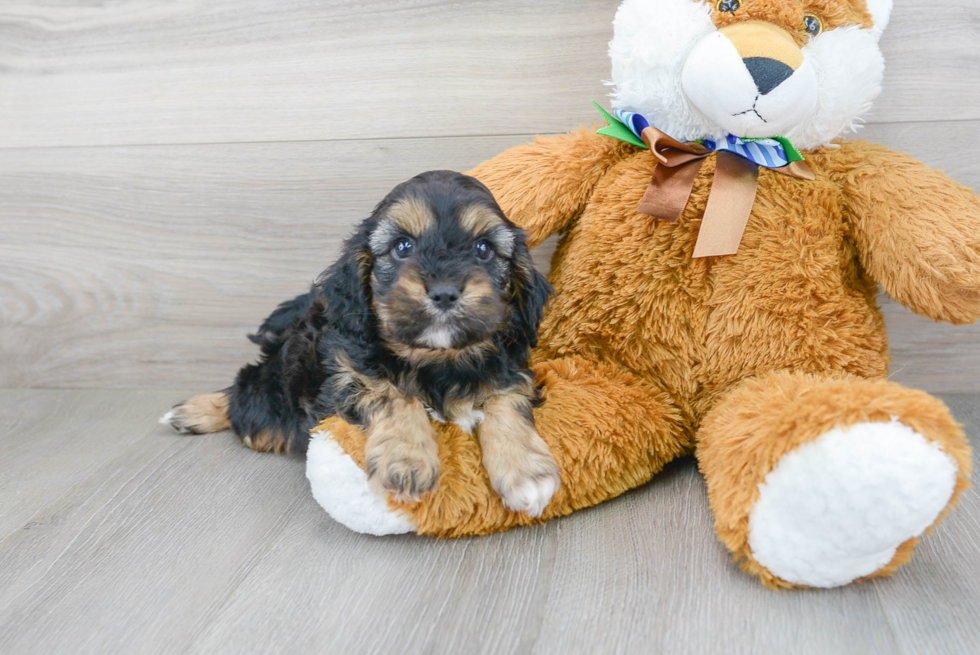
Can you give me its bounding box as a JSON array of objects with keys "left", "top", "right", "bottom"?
[{"left": 1, "top": 389, "right": 977, "bottom": 654}]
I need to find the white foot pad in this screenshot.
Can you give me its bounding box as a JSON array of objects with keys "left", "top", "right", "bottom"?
[
  {"left": 748, "top": 420, "right": 958, "bottom": 588},
  {"left": 306, "top": 430, "right": 415, "bottom": 536}
]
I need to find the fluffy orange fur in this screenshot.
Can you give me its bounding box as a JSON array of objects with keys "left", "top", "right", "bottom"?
[
  {"left": 326, "top": 356, "right": 684, "bottom": 536},
  {"left": 711, "top": 0, "right": 873, "bottom": 37}
]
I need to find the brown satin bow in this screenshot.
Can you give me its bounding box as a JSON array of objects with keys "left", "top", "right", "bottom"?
[{"left": 636, "top": 126, "right": 815, "bottom": 258}]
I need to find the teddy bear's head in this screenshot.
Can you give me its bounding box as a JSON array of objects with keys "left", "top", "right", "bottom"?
[{"left": 608, "top": 0, "right": 892, "bottom": 149}]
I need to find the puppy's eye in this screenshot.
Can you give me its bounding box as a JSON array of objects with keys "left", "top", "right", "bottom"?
[
  {"left": 717, "top": 0, "right": 740, "bottom": 13},
  {"left": 803, "top": 14, "right": 823, "bottom": 37},
  {"left": 474, "top": 239, "right": 494, "bottom": 261},
  {"left": 391, "top": 237, "right": 414, "bottom": 260}
]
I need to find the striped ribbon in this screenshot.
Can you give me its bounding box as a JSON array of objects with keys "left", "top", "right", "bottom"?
[{"left": 613, "top": 109, "right": 792, "bottom": 169}]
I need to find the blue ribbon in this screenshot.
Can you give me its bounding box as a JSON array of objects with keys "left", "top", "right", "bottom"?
[{"left": 612, "top": 108, "right": 795, "bottom": 169}]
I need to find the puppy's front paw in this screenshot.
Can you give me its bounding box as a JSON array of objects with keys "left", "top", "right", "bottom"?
[
  {"left": 365, "top": 435, "right": 440, "bottom": 503},
  {"left": 488, "top": 448, "right": 560, "bottom": 518}
]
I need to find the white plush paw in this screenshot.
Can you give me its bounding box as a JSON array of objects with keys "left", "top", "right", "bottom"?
[
  {"left": 748, "top": 419, "right": 958, "bottom": 588},
  {"left": 305, "top": 431, "right": 415, "bottom": 536}
]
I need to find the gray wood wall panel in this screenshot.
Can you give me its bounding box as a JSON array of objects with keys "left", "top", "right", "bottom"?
[
  {"left": 2, "top": 121, "right": 979, "bottom": 391},
  {"left": 0, "top": 0, "right": 978, "bottom": 392},
  {"left": 0, "top": 135, "right": 529, "bottom": 389},
  {"left": 0, "top": 0, "right": 976, "bottom": 149}
]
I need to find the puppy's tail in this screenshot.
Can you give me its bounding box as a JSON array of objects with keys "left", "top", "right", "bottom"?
[
  {"left": 160, "top": 390, "right": 231, "bottom": 434},
  {"left": 248, "top": 291, "right": 316, "bottom": 348}
]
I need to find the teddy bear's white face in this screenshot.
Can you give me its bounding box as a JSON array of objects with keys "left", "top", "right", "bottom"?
[{"left": 608, "top": 0, "right": 892, "bottom": 150}]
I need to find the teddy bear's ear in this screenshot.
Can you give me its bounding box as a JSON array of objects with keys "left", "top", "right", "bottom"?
[{"left": 866, "top": 0, "right": 893, "bottom": 38}]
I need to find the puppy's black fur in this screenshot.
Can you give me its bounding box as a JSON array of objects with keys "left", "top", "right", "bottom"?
[{"left": 168, "top": 171, "right": 551, "bottom": 457}]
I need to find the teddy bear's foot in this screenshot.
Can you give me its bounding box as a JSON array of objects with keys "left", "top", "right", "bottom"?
[
  {"left": 306, "top": 430, "right": 416, "bottom": 536},
  {"left": 747, "top": 419, "right": 957, "bottom": 587},
  {"left": 697, "top": 371, "right": 972, "bottom": 589}
]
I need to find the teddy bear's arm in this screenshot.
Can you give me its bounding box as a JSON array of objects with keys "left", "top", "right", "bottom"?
[
  {"left": 467, "top": 126, "right": 634, "bottom": 248},
  {"left": 838, "top": 140, "right": 980, "bottom": 325}
]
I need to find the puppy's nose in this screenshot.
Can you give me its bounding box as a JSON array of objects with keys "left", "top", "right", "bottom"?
[
  {"left": 743, "top": 57, "right": 794, "bottom": 95},
  {"left": 428, "top": 283, "right": 461, "bottom": 310}
]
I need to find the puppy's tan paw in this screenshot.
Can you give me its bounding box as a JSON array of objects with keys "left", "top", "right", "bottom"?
[
  {"left": 487, "top": 448, "right": 560, "bottom": 518},
  {"left": 365, "top": 436, "right": 440, "bottom": 503}
]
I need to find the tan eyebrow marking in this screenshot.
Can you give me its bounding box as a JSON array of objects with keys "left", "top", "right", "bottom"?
[
  {"left": 459, "top": 204, "right": 504, "bottom": 235},
  {"left": 386, "top": 196, "right": 436, "bottom": 237}
]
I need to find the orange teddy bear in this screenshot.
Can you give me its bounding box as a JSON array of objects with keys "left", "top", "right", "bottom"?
[{"left": 308, "top": 0, "right": 978, "bottom": 588}]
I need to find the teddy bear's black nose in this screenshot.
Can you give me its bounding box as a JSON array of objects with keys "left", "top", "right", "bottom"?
[
  {"left": 743, "top": 57, "right": 794, "bottom": 95},
  {"left": 428, "top": 283, "right": 461, "bottom": 310}
]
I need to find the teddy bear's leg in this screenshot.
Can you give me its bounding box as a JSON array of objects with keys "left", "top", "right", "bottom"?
[
  {"left": 306, "top": 425, "right": 416, "bottom": 536},
  {"left": 307, "top": 356, "right": 689, "bottom": 537},
  {"left": 696, "top": 370, "right": 972, "bottom": 589}
]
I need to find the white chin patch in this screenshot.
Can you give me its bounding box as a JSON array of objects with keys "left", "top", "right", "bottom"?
[
  {"left": 418, "top": 326, "right": 456, "bottom": 349},
  {"left": 681, "top": 31, "right": 817, "bottom": 139},
  {"left": 747, "top": 420, "right": 958, "bottom": 588},
  {"left": 306, "top": 430, "right": 415, "bottom": 536}
]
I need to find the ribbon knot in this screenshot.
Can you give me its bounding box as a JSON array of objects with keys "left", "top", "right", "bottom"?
[{"left": 595, "top": 103, "right": 815, "bottom": 258}]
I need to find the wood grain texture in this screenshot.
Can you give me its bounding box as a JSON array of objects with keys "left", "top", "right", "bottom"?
[
  {"left": 0, "top": 389, "right": 977, "bottom": 654},
  {"left": 870, "top": 394, "right": 980, "bottom": 655},
  {"left": 2, "top": 122, "right": 978, "bottom": 391},
  {"left": 0, "top": 0, "right": 976, "bottom": 149},
  {"left": 0, "top": 134, "right": 532, "bottom": 389},
  {"left": 0, "top": 390, "right": 314, "bottom": 655}
]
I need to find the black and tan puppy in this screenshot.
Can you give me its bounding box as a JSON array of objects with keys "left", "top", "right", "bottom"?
[{"left": 161, "top": 170, "right": 560, "bottom": 516}]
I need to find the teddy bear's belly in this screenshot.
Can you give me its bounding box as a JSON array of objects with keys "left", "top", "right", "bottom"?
[{"left": 533, "top": 157, "right": 890, "bottom": 421}]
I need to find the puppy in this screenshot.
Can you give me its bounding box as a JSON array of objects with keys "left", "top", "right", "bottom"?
[{"left": 162, "top": 170, "right": 560, "bottom": 516}]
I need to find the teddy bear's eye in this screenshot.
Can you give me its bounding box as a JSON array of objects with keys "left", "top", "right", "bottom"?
[
  {"left": 717, "top": 0, "right": 740, "bottom": 13},
  {"left": 803, "top": 14, "right": 823, "bottom": 37}
]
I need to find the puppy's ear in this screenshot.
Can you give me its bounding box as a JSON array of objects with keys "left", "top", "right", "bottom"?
[
  {"left": 505, "top": 230, "right": 552, "bottom": 360},
  {"left": 317, "top": 223, "right": 376, "bottom": 339}
]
